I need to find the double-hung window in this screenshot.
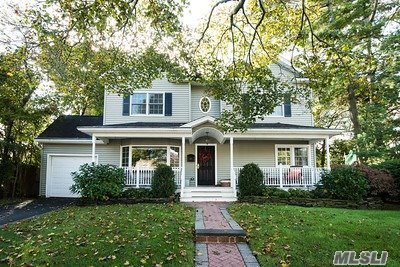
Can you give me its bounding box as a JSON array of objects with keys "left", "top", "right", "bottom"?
[
  {"left": 276, "top": 145, "right": 309, "bottom": 166},
  {"left": 131, "top": 92, "right": 164, "bottom": 115}
]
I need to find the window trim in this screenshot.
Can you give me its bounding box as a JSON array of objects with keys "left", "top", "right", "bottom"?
[
  {"left": 199, "top": 96, "right": 212, "bottom": 114},
  {"left": 275, "top": 144, "right": 310, "bottom": 167},
  {"left": 268, "top": 104, "right": 284, "bottom": 117},
  {"left": 129, "top": 92, "right": 165, "bottom": 116},
  {"left": 120, "top": 145, "right": 181, "bottom": 168}
]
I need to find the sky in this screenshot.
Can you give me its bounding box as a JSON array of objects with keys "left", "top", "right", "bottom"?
[{"left": 183, "top": 0, "right": 214, "bottom": 28}]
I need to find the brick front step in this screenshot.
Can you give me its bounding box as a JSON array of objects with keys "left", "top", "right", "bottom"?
[{"left": 195, "top": 229, "right": 247, "bottom": 243}]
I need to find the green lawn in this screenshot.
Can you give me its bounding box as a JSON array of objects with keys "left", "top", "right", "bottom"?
[
  {"left": 229, "top": 203, "right": 400, "bottom": 267},
  {"left": 0, "top": 203, "right": 194, "bottom": 266}
]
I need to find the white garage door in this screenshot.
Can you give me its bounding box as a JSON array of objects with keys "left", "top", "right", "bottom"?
[{"left": 47, "top": 155, "right": 95, "bottom": 197}]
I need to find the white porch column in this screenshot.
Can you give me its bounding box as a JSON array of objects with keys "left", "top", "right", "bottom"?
[
  {"left": 325, "top": 137, "right": 331, "bottom": 170},
  {"left": 181, "top": 137, "right": 186, "bottom": 191},
  {"left": 230, "top": 137, "right": 236, "bottom": 194},
  {"left": 91, "top": 135, "right": 96, "bottom": 164}
]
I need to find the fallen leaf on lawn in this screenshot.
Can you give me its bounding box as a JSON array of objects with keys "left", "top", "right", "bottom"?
[
  {"left": 180, "top": 250, "right": 187, "bottom": 256},
  {"left": 283, "top": 244, "right": 290, "bottom": 250},
  {"left": 263, "top": 243, "right": 274, "bottom": 254}
]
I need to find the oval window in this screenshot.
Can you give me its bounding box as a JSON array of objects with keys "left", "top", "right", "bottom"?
[{"left": 199, "top": 97, "right": 211, "bottom": 113}]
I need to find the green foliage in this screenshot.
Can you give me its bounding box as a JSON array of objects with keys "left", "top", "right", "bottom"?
[
  {"left": 151, "top": 164, "right": 176, "bottom": 198},
  {"left": 44, "top": 0, "right": 187, "bottom": 35},
  {"left": 288, "top": 188, "right": 314, "bottom": 198},
  {"left": 262, "top": 187, "right": 314, "bottom": 199},
  {"left": 298, "top": 0, "right": 399, "bottom": 163},
  {"left": 70, "top": 164, "right": 125, "bottom": 200},
  {"left": 121, "top": 188, "right": 152, "bottom": 199},
  {"left": 238, "top": 163, "right": 264, "bottom": 197},
  {"left": 0, "top": 48, "right": 55, "bottom": 197},
  {"left": 262, "top": 187, "right": 290, "bottom": 198},
  {"left": 374, "top": 159, "right": 400, "bottom": 198},
  {"left": 200, "top": 60, "right": 293, "bottom": 132},
  {"left": 355, "top": 164, "right": 398, "bottom": 200},
  {"left": 316, "top": 166, "right": 368, "bottom": 201}
]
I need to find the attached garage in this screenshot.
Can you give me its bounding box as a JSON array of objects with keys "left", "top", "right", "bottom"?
[{"left": 46, "top": 154, "right": 97, "bottom": 197}]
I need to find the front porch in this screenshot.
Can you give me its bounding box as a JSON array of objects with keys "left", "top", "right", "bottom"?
[
  {"left": 78, "top": 116, "right": 341, "bottom": 202},
  {"left": 122, "top": 166, "right": 328, "bottom": 189}
]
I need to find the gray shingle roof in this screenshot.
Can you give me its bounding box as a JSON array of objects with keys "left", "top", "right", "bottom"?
[{"left": 37, "top": 115, "right": 103, "bottom": 139}]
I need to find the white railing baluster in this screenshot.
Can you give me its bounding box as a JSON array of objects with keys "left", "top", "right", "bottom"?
[{"left": 231, "top": 166, "right": 329, "bottom": 189}]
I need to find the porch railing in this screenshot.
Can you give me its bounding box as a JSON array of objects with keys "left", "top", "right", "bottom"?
[
  {"left": 123, "top": 167, "right": 181, "bottom": 187},
  {"left": 233, "top": 166, "right": 328, "bottom": 188}
]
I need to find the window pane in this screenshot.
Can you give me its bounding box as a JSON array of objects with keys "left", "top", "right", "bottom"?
[
  {"left": 132, "top": 93, "right": 146, "bottom": 104},
  {"left": 148, "top": 93, "right": 163, "bottom": 114},
  {"left": 294, "top": 147, "right": 308, "bottom": 166},
  {"left": 131, "top": 147, "right": 167, "bottom": 168},
  {"left": 149, "top": 104, "right": 163, "bottom": 114},
  {"left": 131, "top": 93, "right": 147, "bottom": 115},
  {"left": 121, "top": 146, "right": 129, "bottom": 167},
  {"left": 132, "top": 104, "right": 146, "bottom": 114},
  {"left": 277, "top": 147, "right": 291, "bottom": 165},
  {"left": 149, "top": 93, "right": 163, "bottom": 104},
  {"left": 271, "top": 105, "right": 283, "bottom": 116},
  {"left": 170, "top": 147, "right": 180, "bottom": 168}
]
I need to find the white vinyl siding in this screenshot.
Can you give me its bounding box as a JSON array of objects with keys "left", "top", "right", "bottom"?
[
  {"left": 103, "top": 79, "right": 190, "bottom": 125},
  {"left": 191, "top": 86, "right": 220, "bottom": 120}
]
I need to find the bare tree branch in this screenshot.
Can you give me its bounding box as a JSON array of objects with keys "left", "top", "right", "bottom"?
[{"left": 196, "top": 0, "right": 234, "bottom": 50}]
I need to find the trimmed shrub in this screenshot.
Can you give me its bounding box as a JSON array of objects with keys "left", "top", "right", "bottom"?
[
  {"left": 122, "top": 188, "right": 152, "bottom": 198},
  {"left": 373, "top": 159, "right": 400, "bottom": 196},
  {"left": 262, "top": 187, "right": 290, "bottom": 198},
  {"left": 70, "top": 164, "right": 125, "bottom": 200},
  {"left": 238, "top": 163, "right": 263, "bottom": 197},
  {"left": 355, "top": 164, "right": 398, "bottom": 200},
  {"left": 316, "top": 165, "right": 368, "bottom": 201},
  {"left": 288, "top": 188, "right": 313, "bottom": 198},
  {"left": 151, "top": 164, "right": 176, "bottom": 198}
]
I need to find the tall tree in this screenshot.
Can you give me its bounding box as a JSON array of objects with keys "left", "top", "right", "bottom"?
[
  {"left": 297, "top": 0, "right": 399, "bottom": 162},
  {"left": 0, "top": 47, "right": 56, "bottom": 197}
]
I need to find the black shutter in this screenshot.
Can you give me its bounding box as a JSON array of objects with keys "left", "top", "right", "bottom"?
[
  {"left": 284, "top": 94, "right": 292, "bottom": 117},
  {"left": 165, "top": 93, "right": 172, "bottom": 116},
  {"left": 122, "top": 95, "right": 130, "bottom": 116}
]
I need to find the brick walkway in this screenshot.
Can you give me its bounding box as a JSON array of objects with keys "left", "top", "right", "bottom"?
[
  {"left": 197, "top": 202, "right": 231, "bottom": 229},
  {"left": 191, "top": 202, "right": 259, "bottom": 267},
  {"left": 208, "top": 243, "right": 245, "bottom": 267}
]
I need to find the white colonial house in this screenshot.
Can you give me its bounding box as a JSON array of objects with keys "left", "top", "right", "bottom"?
[{"left": 35, "top": 62, "right": 341, "bottom": 201}]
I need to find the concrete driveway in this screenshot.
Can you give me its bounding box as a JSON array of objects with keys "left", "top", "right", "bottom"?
[{"left": 0, "top": 198, "right": 76, "bottom": 226}]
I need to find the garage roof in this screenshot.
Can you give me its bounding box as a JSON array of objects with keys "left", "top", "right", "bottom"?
[{"left": 37, "top": 115, "right": 103, "bottom": 139}]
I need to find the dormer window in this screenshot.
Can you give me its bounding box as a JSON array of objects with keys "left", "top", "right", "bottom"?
[
  {"left": 199, "top": 97, "right": 211, "bottom": 113},
  {"left": 131, "top": 92, "right": 164, "bottom": 116}
]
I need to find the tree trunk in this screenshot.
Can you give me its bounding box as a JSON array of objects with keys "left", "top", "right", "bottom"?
[
  {"left": 347, "top": 83, "right": 361, "bottom": 136},
  {"left": 12, "top": 163, "right": 19, "bottom": 198}
]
